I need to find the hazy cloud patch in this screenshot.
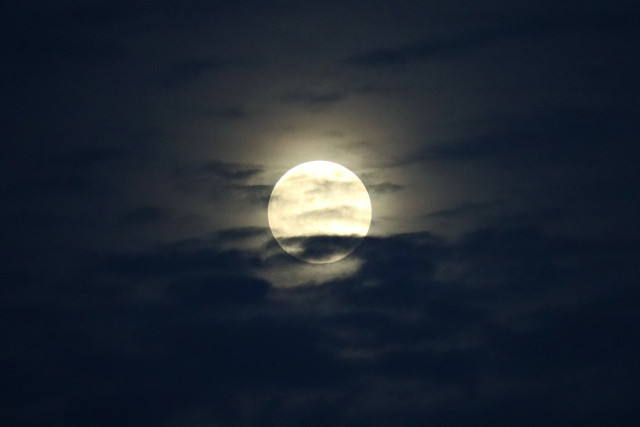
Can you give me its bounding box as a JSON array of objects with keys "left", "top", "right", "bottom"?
[
  {"left": 280, "top": 91, "right": 346, "bottom": 107},
  {"left": 199, "top": 160, "right": 263, "bottom": 181},
  {"left": 173, "top": 160, "right": 270, "bottom": 204},
  {"left": 367, "top": 182, "right": 404, "bottom": 194},
  {"left": 403, "top": 107, "right": 620, "bottom": 165},
  {"left": 279, "top": 84, "right": 403, "bottom": 109},
  {"left": 201, "top": 106, "right": 253, "bottom": 120},
  {"left": 424, "top": 200, "right": 503, "bottom": 219},
  {"left": 213, "top": 226, "right": 270, "bottom": 242}
]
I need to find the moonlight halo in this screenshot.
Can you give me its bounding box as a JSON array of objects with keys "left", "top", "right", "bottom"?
[{"left": 268, "top": 161, "right": 372, "bottom": 263}]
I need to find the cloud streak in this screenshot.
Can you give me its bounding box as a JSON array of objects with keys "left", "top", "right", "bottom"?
[{"left": 344, "top": 10, "right": 638, "bottom": 67}]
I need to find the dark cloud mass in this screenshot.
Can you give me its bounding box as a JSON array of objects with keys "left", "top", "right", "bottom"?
[{"left": 1, "top": 1, "right": 639, "bottom": 426}]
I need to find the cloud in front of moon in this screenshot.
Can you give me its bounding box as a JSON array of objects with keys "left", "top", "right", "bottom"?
[{"left": 268, "top": 161, "right": 372, "bottom": 263}]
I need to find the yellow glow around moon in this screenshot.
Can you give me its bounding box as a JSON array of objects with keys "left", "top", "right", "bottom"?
[{"left": 268, "top": 161, "right": 372, "bottom": 263}]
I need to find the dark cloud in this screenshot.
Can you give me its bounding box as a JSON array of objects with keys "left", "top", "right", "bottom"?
[
  {"left": 280, "top": 234, "right": 365, "bottom": 264},
  {"left": 322, "top": 229, "right": 638, "bottom": 424},
  {"left": 213, "top": 226, "right": 270, "bottom": 242},
  {"left": 344, "top": 9, "right": 639, "bottom": 67},
  {"left": 200, "top": 106, "right": 253, "bottom": 120},
  {"left": 280, "top": 91, "right": 346, "bottom": 107},
  {"left": 416, "top": 108, "right": 621, "bottom": 163},
  {"left": 2, "top": 223, "right": 639, "bottom": 425},
  {"left": 199, "top": 160, "right": 263, "bottom": 181},
  {"left": 351, "top": 83, "right": 406, "bottom": 96},
  {"left": 424, "top": 200, "right": 502, "bottom": 219},
  {"left": 173, "top": 160, "right": 270, "bottom": 205},
  {"left": 367, "top": 182, "right": 404, "bottom": 194},
  {"left": 228, "top": 184, "right": 273, "bottom": 205},
  {"left": 278, "top": 84, "right": 403, "bottom": 109}
]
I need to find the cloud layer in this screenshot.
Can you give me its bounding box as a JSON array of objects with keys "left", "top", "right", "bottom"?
[{"left": 2, "top": 225, "right": 638, "bottom": 425}]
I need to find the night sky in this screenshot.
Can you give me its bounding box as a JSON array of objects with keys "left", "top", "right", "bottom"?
[{"left": 2, "top": 1, "right": 640, "bottom": 425}]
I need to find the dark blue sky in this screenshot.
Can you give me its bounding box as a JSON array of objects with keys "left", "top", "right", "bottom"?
[{"left": 2, "top": 1, "right": 639, "bottom": 425}]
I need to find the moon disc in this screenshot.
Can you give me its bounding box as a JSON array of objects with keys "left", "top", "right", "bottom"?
[{"left": 268, "top": 161, "right": 372, "bottom": 263}]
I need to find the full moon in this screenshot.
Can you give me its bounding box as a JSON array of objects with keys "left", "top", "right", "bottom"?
[{"left": 268, "top": 161, "right": 372, "bottom": 263}]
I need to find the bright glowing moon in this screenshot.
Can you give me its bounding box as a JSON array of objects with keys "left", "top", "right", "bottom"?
[{"left": 268, "top": 161, "right": 372, "bottom": 263}]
